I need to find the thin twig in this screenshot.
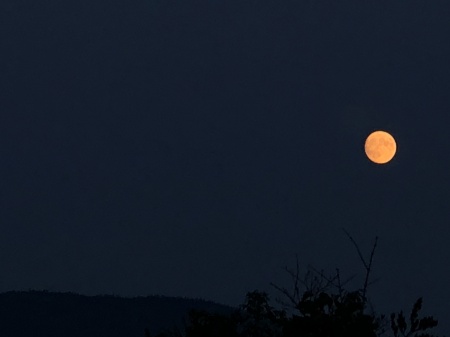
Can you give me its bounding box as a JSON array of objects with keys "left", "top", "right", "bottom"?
[
  {"left": 342, "top": 228, "right": 378, "bottom": 299},
  {"left": 342, "top": 228, "right": 369, "bottom": 269}
]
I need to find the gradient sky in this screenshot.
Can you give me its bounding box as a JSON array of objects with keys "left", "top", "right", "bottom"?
[{"left": 1, "top": 0, "right": 450, "bottom": 334}]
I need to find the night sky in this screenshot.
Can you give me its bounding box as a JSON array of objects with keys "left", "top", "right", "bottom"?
[{"left": 1, "top": 0, "right": 450, "bottom": 333}]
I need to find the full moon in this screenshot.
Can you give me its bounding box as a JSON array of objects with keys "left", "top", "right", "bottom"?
[{"left": 364, "top": 130, "right": 397, "bottom": 164}]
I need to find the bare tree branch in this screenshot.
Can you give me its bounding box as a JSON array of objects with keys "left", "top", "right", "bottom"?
[
  {"left": 270, "top": 282, "right": 297, "bottom": 309},
  {"left": 342, "top": 228, "right": 369, "bottom": 269},
  {"left": 342, "top": 228, "right": 378, "bottom": 299}
]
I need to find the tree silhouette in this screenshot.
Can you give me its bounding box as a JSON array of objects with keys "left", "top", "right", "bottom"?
[
  {"left": 147, "top": 287, "right": 442, "bottom": 337},
  {"left": 270, "top": 258, "right": 383, "bottom": 337},
  {"left": 144, "top": 232, "right": 444, "bottom": 337},
  {"left": 179, "top": 291, "right": 285, "bottom": 337},
  {"left": 236, "top": 291, "right": 286, "bottom": 337}
]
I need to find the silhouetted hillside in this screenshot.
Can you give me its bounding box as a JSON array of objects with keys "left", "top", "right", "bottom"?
[{"left": 0, "top": 290, "right": 234, "bottom": 337}]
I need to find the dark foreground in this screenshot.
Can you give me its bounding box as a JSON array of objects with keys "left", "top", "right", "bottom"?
[{"left": 0, "top": 290, "right": 234, "bottom": 337}]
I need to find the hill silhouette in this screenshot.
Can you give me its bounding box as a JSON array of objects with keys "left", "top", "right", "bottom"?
[{"left": 0, "top": 290, "right": 234, "bottom": 337}]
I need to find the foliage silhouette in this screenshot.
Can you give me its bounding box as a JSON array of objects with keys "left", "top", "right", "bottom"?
[
  {"left": 147, "top": 232, "right": 444, "bottom": 337},
  {"left": 147, "top": 286, "right": 442, "bottom": 337},
  {"left": 283, "top": 289, "right": 380, "bottom": 337},
  {"left": 390, "top": 297, "right": 439, "bottom": 337}
]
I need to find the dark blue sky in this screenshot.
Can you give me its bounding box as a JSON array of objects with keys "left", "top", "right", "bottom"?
[{"left": 1, "top": 0, "right": 450, "bottom": 333}]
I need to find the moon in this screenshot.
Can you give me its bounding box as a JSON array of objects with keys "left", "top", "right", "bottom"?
[{"left": 364, "top": 131, "right": 397, "bottom": 164}]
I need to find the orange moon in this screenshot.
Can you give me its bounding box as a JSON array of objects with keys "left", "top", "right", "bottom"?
[{"left": 364, "top": 131, "right": 397, "bottom": 164}]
